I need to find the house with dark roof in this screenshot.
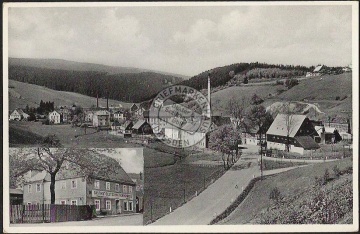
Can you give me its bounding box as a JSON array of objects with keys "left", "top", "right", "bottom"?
[
  {"left": 10, "top": 188, "right": 23, "bottom": 205},
  {"left": 132, "top": 120, "right": 153, "bottom": 134},
  {"left": 22, "top": 159, "right": 136, "bottom": 215},
  {"left": 266, "top": 114, "right": 320, "bottom": 155}
]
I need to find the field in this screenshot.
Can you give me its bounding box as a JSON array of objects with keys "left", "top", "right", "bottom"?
[
  {"left": 144, "top": 163, "right": 225, "bottom": 224},
  {"left": 210, "top": 72, "right": 352, "bottom": 118},
  {"left": 217, "top": 158, "right": 353, "bottom": 224},
  {"left": 9, "top": 79, "right": 133, "bottom": 110},
  {"left": 9, "top": 121, "right": 139, "bottom": 148}
]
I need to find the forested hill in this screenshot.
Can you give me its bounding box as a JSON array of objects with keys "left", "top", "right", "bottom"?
[
  {"left": 180, "top": 62, "right": 312, "bottom": 90},
  {"left": 9, "top": 65, "right": 183, "bottom": 103},
  {"left": 9, "top": 57, "right": 189, "bottom": 79}
]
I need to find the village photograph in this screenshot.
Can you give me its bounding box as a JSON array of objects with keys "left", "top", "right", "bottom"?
[
  {"left": 9, "top": 148, "right": 144, "bottom": 226},
  {"left": 4, "top": 2, "right": 358, "bottom": 231}
]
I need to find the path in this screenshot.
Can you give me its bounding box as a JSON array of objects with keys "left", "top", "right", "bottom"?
[{"left": 151, "top": 158, "right": 261, "bottom": 225}]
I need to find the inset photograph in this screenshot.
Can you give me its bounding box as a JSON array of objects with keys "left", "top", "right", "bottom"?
[{"left": 9, "top": 148, "right": 144, "bottom": 226}]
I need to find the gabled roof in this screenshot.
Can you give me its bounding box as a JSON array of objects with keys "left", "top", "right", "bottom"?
[
  {"left": 49, "top": 110, "right": 60, "bottom": 115},
  {"left": 28, "top": 171, "right": 50, "bottom": 182},
  {"left": 13, "top": 109, "right": 24, "bottom": 115},
  {"left": 26, "top": 156, "right": 135, "bottom": 186},
  {"left": 266, "top": 114, "right": 306, "bottom": 137},
  {"left": 313, "top": 65, "right": 323, "bottom": 72},
  {"left": 10, "top": 188, "right": 23, "bottom": 194},
  {"left": 294, "top": 136, "right": 320, "bottom": 150},
  {"left": 121, "top": 120, "right": 133, "bottom": 130},
  {"left": 95, "top": 110, "right": 110, "bottom": 115},
  {"left": 132, "top": 120, "right": 148, "bottom": 130}
]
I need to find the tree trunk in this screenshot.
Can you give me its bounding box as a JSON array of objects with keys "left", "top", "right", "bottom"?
[
  {"left": 286, "top": 135, "right": 290, "bottom": 152},
  {"left": 222, "top": 153, "right": 226, "bottom": 169},
  {"left": 50, "top": 173, "right": 56, "bottom": 204}
]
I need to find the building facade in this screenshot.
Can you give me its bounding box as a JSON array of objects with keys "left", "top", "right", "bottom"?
[
  {"left": 49, "top": 111, "right": 61, "bottom": 124},
  {"left": 23, "top": 171, "right": 136, "bottom": 215},
  {"left": 92, "top": 110, "right": 110, "bottom": 128},
  {"left": 266, "top": 114, "right": 320, "bottom": 155}
]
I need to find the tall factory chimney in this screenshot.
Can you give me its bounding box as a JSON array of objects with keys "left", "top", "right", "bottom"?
[
  {"left": 96, "top": 92, "right": 99, "bottom": 108},
  {"left": 106, "top": 95, "right": 109, "bottom": 110},
  {"left": 207, "top": 73, "right": 211, "bottom": 119}
]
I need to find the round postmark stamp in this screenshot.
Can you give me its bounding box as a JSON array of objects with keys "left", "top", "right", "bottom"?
[{"left": 149, "top": 85, "right": 212, "bottom": 148}]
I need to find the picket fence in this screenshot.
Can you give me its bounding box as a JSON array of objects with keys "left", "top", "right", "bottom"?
[{"left": 10, "top": 204, "right": 95, "bottom": 223}]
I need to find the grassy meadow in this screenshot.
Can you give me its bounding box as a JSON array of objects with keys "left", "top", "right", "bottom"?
[{"left": 217, "top": 157, "right": 353, "bottom": 224}]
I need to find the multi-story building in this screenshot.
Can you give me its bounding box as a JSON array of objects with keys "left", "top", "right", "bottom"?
[
  {"left": 23, "top": 165, "right": 136, "bottom": 215},
  {"left": 92, "top": 110, "right": 110, "bottom": 128},
  {"left": 49, "top": 111, "right": 61, "bottom": 124}
]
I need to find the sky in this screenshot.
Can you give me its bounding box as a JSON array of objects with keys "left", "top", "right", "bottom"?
[
  {"left": 100, "top": 148, "right": 144, "bottom": 174},
  {"left": 7, "top": 3, "right": 353, "bottom": 76}
]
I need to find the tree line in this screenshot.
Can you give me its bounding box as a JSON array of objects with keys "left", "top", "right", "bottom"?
[{"left": 9, "top": 65, "right": 183, "bottom": 103}]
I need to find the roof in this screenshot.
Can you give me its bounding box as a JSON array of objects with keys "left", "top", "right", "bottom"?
[
  {"left": 12, "top": 109, "right": 24, "bottom": 115},
  {"left": 95, "top": 110, "right": 110, "bottom": 115},
  {"left": 313, "top": 65, "right": 323, "bottom": 72},
  {"left": 112, "top": 121, "right": 122, "bottom": 126},
  {"left": 26, "top": 155, "right": 135, "bottom": 186},
  {"left": 132, "top": 120, "right": 148, "bottom": 129},
  {"left": 10, "top": 188, "right": 23, "bottom": 194},
  {"left": 49, "top": 110, "right": 60, "bottom": 115},
  {"left": 28, "top": 171, "right": 50, "bottom": 182},
  {"left": 294, "top": 136, "right": 320, "bottom": 150},
  {"left": 324, "top": 126, "right": 336, "bottom": 133},
  {"left": 121, "top": 120, "right": 133, "bottom": 130},
  {"left": 266, "top": 114, "right": 307, "bottom": 137}
]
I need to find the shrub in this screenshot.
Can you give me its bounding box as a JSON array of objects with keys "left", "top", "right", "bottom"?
[
  {"left": 323, "top": 168, "right": 330, "bottom": 184},
  {"left": 269, "top": 187, "right": 282, "bottom": 203},
  {"left": 335, "top": 96, "right": 340, "bottom": 100},
  {"left": 332, "top": 165, "right": 341, "bottom": 178},
  {"left": 100, "top": 210, "right": 108, "bottom": 216},
  {"left": 275, "top": 80, "right": 284, "bottom": 85}
]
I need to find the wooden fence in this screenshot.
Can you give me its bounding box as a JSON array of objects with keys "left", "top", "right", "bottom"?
[{"left": 10, "top": 204, "right": 95, "bottom": 224}]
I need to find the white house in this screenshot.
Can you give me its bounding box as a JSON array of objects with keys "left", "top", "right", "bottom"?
[
  {"left": 49, "top": 111, "right": 61, "bottom": 124},
  {"left": 10, "top": 109, "right": 26, "bottom": 121},
  {"left": 113, "top": 111, "right": 125, "bottom": 121},
  {"left": 84, "top": 111, "right": 94, "bottom": 122},
  {"left": 93, "top": 110, "right": 110, "bottom": 128}
]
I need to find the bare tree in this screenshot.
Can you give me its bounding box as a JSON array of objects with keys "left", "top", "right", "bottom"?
[
  {"left": 284, "top": 102, "right": 297, "bottom": 152},
  {"left": 10, "top": 148, "right": 121, "bottom": 204}
]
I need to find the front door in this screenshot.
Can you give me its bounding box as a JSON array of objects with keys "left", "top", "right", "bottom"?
[{"left": 116, "top": 200, "right": 121, "bottom": 214}]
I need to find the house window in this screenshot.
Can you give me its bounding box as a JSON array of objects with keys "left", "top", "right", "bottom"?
[
  {"left": 123, "top": 201, "right": 128, "bottom": 211},
  {"left": 27, "top": 202, "right": 32, "bottom": 205},
  {"left": 106, "top": 182, "right": 111, "bottom": 191},
  {"left": 94, "top": 180, "right": 100, "bottom": 189},
  {"left": 129, "top": 201, "right": 133, "bottom": 211},
  {"left": 61, "top": 181, "right": 66, "bottom": 190},
  {"left": 95, "top": 200, "right": 100, "bottom": 211},
  {"left": 71, "top": 179, "right": 77, "bottom": 189},
  {"left": 115, "top": 184, "right": 120, "bottom": 192},
  {"left": 71, "top": 200, "right": 77, "bottom": 206},
  {"left": 36, "top": 183, "right": 41, "bottom": 192},
  {"left": 106, "top": 200, "right": 111, "bottom": 210},
  {"left": 60, "top": 200, "right": 66, "bottom": 205},
  {"left": 28, "top": 184, "right": 32, "bottom": 193},
  {"left": 123, "top": 185, "right": 128, "bottom": 193}
]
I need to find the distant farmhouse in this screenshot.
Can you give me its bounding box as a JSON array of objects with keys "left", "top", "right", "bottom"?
[
  {"left": 266, "top": 114, "right": 320, "bottom": 155},
  {"left": 10, "top": 109, "right": 29, "bottom": 121},
  {"left": 306, "top": 65, "right": 326, "bottom": 77},
  {"left": 23, "top": 162, "right": 136, "bottom": 215},
  {"left": 49, "top": 110, "right": 61, "bottom": 124}
]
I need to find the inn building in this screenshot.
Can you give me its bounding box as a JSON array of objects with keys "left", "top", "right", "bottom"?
[{"left": 23, "top": 164, "right": 136, "bottom": 215}]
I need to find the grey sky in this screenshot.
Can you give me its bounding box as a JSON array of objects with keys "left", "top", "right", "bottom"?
[
  {"left": 7, "top": 4, "right": 353, "bottom": 76},
  {"left": 100, "top": 148, "right": 143, "bottom": 174}
]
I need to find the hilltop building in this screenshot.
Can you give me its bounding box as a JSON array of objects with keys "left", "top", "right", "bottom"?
[{"left": 266, "top": 114, "right": 320, "bottom": 155}]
